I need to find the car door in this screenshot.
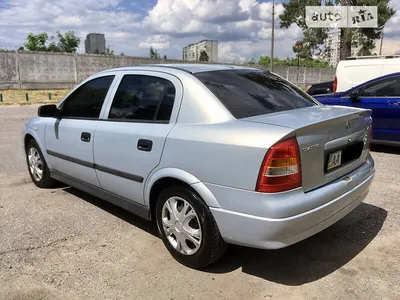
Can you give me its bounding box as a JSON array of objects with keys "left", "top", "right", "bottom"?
[
  {"left": 45, "top": 75, "right": 116, "bottom": 187},
  {"left": 355, "top": 75, "right": 400, "bottom": 142},
  {"left": 93, "top": 71, "right": 182, "bottom": 204}
]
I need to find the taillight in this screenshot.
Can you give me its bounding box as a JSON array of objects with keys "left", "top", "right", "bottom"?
[
  {"left": 333, "top": 76, "right": 337, "bottom": 92},
  {"left": 256, "top": 137, "right": 302, "bottom": 193}
]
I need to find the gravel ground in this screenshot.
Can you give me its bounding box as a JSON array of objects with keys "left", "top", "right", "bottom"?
[{"left": 0, "top": 105, "right": 399, "bottom": 300}]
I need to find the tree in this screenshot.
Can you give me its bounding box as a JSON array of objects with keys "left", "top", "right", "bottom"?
[
  {"left": 120, "top": 52, "right": 125, "bottom": 56},
  {"left": 24, "top": 33, "right": 49, "bottom": 52},
  {"left": 163, "top": 54, "right": 167, "bottom": 59},
  {"left": 259, "top": 55, "right": 329, "bottom": 68},
  {"left": 57, "top": 31, "right": 80, "bottom": 53},
  {"left": 199, "top": 50, "right": 209, "bottom": 62},
  {"left": 149, "top": 46, "right": 160, "bottom": 59},
  {"left": 18, "top": 46, "right": 24, "bottom": 51},
  {"left": 279, "top": 0, "right": 395, "bottom": 60},
  {"left": 104, "top": 48, "right": 114, "bottom": 56},
  {"left": 47, "top": 36, "right": 59, "bottom": 52}
]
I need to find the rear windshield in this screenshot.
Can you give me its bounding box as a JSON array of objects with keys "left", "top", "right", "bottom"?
[{"left": 194, "top": 69, "right": 319, "bottom": 119}]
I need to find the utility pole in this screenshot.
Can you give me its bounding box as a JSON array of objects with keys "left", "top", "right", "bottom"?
[
  {"left": 270, "top": 0, "right": 275, "bottom": 71},
  {"left": 379, "top": 30, "right": 384, "bottom": 56},
  {"left": 339, "top": 0, "right": 351, "bottom": 60}
]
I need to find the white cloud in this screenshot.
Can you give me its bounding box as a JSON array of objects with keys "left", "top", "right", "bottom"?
[
  {"left": 143, "top": 0, "right": 286, "bottom": 41},
  {"left": 54, "top": 16, "right": 83, "bottom": 27},
  {"left": 257, "top": 24, "right": 302, "bottom": 40},
  {"left": 3, "top": 0, "right": 398, "bottom": 63},
  {"left": 253, "top": 2, "right": 285, "bottom": 22},
  {"left": 139, "top": 35, "right": 170, "bottom": 49}
]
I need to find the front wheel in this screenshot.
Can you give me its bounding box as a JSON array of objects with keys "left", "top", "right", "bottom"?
[
  {"left": 26, "top": 139, "right": 56, "bottom": 188},
  {"left": 155, "top": 185, "right": 227, "bottom": 269}
]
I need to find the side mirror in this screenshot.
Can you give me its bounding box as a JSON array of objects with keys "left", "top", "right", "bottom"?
[
  {"left": 349, "top": 90, "right": 360, "bottom": 102},
  {"left": 38, "top": 104, "right": 58, "bottom": 118}
]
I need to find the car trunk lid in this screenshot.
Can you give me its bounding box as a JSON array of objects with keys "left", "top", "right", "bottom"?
[{"left": 241, "top": 105, "right": 372, "bottom": 192}]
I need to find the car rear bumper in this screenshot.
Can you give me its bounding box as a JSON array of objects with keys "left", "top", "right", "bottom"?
[{"left": 209, "top": 157, "right": 375, "bottom": 249}]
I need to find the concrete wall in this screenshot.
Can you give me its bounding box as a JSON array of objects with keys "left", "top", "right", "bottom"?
[{"left": 0, "top": 51, "right": 335, "bottom": 90}]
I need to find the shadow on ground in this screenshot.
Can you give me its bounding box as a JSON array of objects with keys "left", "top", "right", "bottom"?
[
  {"left": 206, "top": 203, "right": 387, "bottom": 285},
  {"left": 63, "top": 187, "right": 386, "bottom": 286},
  {"left": 63, "top": 186, "right": 159, "bottom": 237}
]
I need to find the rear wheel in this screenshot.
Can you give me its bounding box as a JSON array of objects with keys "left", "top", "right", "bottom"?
[
  {"left": 26, "top": 139, "right": 55, "bottom": 188},
  {"left": 155, "top": 185, "right": 227, "bottom": 269}
]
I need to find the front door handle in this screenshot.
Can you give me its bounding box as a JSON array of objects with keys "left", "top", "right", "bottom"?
[
  {"left": 81, "top": 132, "right": 91, "bottom": 142},
  {"left": 137, "top": 139, "right": 153, "bottom": 152}
]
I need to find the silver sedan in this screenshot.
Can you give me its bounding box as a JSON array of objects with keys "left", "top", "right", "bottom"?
[{"left": 22, "top": 64, "right": 375, "bottom": 268}]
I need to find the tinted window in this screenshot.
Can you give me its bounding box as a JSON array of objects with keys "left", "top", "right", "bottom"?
[
  {"left": 194, "top": 70, "right": 318, "bottom": 119},
  {"left": 361, "top": 76, "right": 400, "bottom": 97},
  {"left": 109, "top": 75, "right": 176, "bottom": 121},
  {"left": 62, "top": 76, "right": 115, "bottom": 118}
]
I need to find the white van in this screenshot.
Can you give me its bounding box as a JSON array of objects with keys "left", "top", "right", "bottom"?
[{"left": 334, "top": 56, "right": 400, "bottom": 92}]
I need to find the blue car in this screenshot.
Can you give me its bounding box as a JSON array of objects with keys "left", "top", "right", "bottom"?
[{"left": 314, "top": 72, "right": 400, "bottom": 145}]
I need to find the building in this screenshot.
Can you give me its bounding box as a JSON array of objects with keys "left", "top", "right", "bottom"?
[
  {"left": 183, "top": 40, "right": 218, "bottom": 62},
  {"left": 326, "top": 30, "right": 341, "bottom": 67},
  {"left": 325, "top": 30, "right": 362, "bottom": 67},
  {"left": 85, "top": 33, "right": 106, "bottom": 54}
]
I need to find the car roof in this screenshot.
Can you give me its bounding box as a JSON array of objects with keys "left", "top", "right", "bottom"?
[
  {"left": 99, "top": 64, "right": 259, "bottom": 75},
  {"left": 346, "top": 71, "right": 400, "bottom": 93}
]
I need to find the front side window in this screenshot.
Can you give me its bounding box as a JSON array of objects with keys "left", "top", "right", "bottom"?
[
  {"left": 62, "top": 76, "right": 115, "bottom": 119},
  {"left": 361, "top": 76, "right": 400, "bottom": 97},
  {"left": 194, "top": 70, "right": 318, "bottom": 119},
  {"left": 108, "top": 75, "right": 176, "bottom": 121}
]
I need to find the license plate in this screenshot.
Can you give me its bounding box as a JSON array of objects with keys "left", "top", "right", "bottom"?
[{"left": 327, "top": 150, "right": 342, "bottom": 170}]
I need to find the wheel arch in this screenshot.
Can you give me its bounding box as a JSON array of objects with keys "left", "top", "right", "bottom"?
[{"left": 145, "top": 168, "right": 221, "bottom": 221}]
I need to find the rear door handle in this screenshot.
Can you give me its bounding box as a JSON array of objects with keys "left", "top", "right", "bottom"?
[
  {"left": 81, "top": 132, "right": 91, "bottom": 142},
  {"left": 137, "top": 139, "right": 153, "bottom": 152},
  {"left": 388, "top": 101, "right": 400, "bottom": 105}
]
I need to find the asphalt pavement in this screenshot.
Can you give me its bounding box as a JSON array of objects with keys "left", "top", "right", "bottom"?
[{"left": 0, "top": 105, "right": 399, "bottom": 300}]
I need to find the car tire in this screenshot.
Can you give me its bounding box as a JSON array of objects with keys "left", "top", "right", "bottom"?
[
  {"left": 155, "top": 185, "right": 227, "bottom": 269},
  {"left": 26, "top": 139, "right": 56, "bottom": 188}
]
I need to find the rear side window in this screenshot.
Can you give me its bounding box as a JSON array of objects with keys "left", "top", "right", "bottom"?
[
  {"left": 109, "top": 75, "right": 176, "bottom": 121},
  {"left": 62, "top": 76, "right": 115, "bottom": 119},
  {"left": 361, "top": 76, "right": 400, "bottom": 97},
  {"left": 194, "top": 70, "right": 318, "bottom": 119}
]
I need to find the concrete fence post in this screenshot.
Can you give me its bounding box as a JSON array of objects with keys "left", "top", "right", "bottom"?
[
  {"left": 286, "top": 66, "right": 289, "bottom": 80},
  {"left": 303, "top": 67, "right": 307, "bottom": 86},
  {"left": 16, "top": 51, "right": 22, "bottom": 89},
  {"left": 73, "top": 53, "right": 78, "bottom": 84},
  {"left": 319, "top": 68, "right": 322, "bottom": 83}
]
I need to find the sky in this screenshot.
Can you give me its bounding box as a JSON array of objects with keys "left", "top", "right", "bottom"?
[{"left": 0, "top": 0, "right": 400, "bottom": 63}]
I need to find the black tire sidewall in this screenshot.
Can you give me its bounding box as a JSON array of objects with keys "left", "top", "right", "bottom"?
[
  {"left": 26, "top": 139, "right": 52, "bottom": 188},
  {"left": 155, "top": 185, "right": 223, "bottom": 269}
]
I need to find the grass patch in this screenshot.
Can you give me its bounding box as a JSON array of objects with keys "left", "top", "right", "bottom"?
[{"left": 0, "top": 89, "right": 70, "bottom": 105}]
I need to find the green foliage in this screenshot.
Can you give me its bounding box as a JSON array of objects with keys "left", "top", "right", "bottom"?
[
  {"left": 199, "top": 50, "right": 209, "bottom": 62},
  {"left": 57, "top": 31, "right": 80, "bottom": 53},
  {"left": 24, "top": 33, "right": 49, "bottom": 52},
  {"left": 149, "top": 46, "right": 160, "bottom": 59},
  {"left": 293, "top": 40, "right": 312, "bottom": 59},
  {"left": 47, "top": 36, "right": 59, "bottom": 53},
  {"left": 259, "top": 55, "right": 330, "bottom": 68},
  {"left": 104, "top": 48, "right": 114, "bottom": 56},
  {"left": 24, "top": 31, "right": 79, "bottom": 53},
  {"left": 120, "top": 52, "right": 125, "bottom": 56},
  {"left": 163, "top": 54, "right": 167, "bottom": 59},
  {"left": 280, "top": 0, "right": 395, "bottom": 60}
]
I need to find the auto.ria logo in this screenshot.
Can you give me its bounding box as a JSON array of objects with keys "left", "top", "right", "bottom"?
[{"left": 305, "top": 6, "right": 378, "bottom": 28}]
